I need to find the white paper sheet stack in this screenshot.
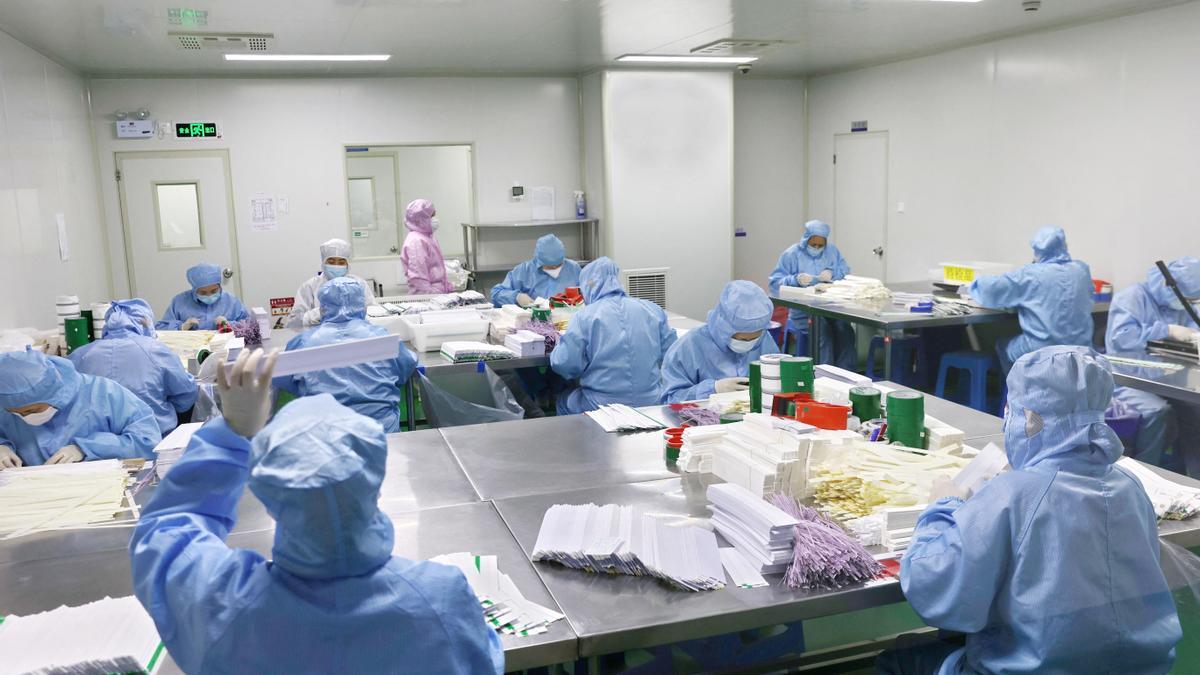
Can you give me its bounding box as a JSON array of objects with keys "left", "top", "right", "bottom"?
[
  {"left": 430, "top": 552, "right": 565, "bottom": 637},
  {"left": 152, "top": 422, "right": 203, "bottom": 478},
  {"left": 677, "top": 426, "right": 728, "bottom": 473},
  {"left": 706, "top": 415, "right": 837, "bottom": 498},
  {"left": 0, "top": 460, "right": 135, "bottom": 539},
  {"left": 584, "top": 405, "right": 667, "bottom": 432},
  {"left": 707, "top": 483, "right": 799, "bottom": 575},
  {"left": 531, "top": 503, "right": 725, "bottom": 591},
  {"left": 440, "top": 341, "right": 519, "bottom": 363},
  {"left": 0, "top": 596, "right": 164, "bottom": 674},
  {"left": 952, "top": 442, "right": 1008, "bottom": 495},
  {"left": 1117, "top": 457, "right": 1200, "bottom": 521},
  {"left": 503, "top": 330, "right": 546, "bottom": 357}
]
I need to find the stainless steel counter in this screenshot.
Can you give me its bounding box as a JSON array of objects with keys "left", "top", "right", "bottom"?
[
  {"left": 1109, "top": 352, "right": 1200, "bottom": 405},
  {"left": 877, "top": 380, "right": 1004, "bottom": 441}
]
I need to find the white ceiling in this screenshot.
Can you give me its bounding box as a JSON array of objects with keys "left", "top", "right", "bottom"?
[{"left": 0, "top": 0, "right": 1190, "bottom": 78}]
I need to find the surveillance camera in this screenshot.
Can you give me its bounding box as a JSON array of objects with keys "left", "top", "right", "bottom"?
[
  {"left": 737, "top": 63, "right": 752, "bottom": 75},
  {"left": 1022, "top": 0, "right": 1041, "bottom": 11}
]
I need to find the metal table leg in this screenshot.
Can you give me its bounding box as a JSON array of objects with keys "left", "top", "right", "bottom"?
[
  {"left": 883, "top": 331, "right": 893, "bottom": 382},
  {"left": 404, "top": 380, "right": 417, "bottom": 431},
  {"left": 809, "top": 316, "right": 820, "bottom": 360}
]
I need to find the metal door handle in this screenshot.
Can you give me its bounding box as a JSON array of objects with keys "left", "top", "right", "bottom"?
[
  {"left": 222, "top": 267, "right": 234, "bottom": 279},
  {"left": 872, "top": 247, "right": 884, "bottom": 257}
]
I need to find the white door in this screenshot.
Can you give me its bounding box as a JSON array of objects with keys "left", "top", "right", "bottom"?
[
  {"left": 833, "top": 132, "right": 888, "bottom": 281},
  {"left": 116, "top": 150, "right": 241, "bottom": 315}
]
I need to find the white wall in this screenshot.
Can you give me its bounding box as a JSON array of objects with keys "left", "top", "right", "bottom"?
[
  {"left": 604, "top": 70, "right": 734, "bottom": 320},
  {"left": 2, "top": 32, "right": 110, "bottom": 330},
  {"left": 89, "top": 77, "right": 581, "bottom": 306},
  {"left": 734, "top": 78, "right": 806, "bottom": 290},
  {"left": 808, "top": 1, "right": 1200, "bottom": 291}
]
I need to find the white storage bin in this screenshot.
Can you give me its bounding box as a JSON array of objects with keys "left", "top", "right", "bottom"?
[{"left": 402, "top": 311, "right": 491, "bottom": 352}]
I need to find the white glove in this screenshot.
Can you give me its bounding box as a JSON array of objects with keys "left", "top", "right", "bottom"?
[
  {"left": 218, "top": 349, "right": 280, "bottom": 438},
  {"left": 1167, "top": 324, "right": 1199, "bottom": 342},
  {"left": 181, "top": 317, "right": 200, "bottom": 331},
  {"left": 215, "top": 315, "right": 229, "bottom": 327},
  {"left": 46, "top": 445, "right": 84, "bottom": 465},
  {"left": 818, "top": 269, "right": 833, "bottom": 282},
  {"left": 928, "top": 476, "right": 970, "bottom": 503},
  {"left": 516, "top": 293, "right": 534, "bottom": 308},
  {"left": 714, "top": 377, "right": 750, "bottom": 393},
  {"left": 797, "top": 273, "right": 814, "bottom": 286},
  {"left": 303, "top": 307, "right": 323, "bottom": 326},
  {"left": 0, "top": 445, "right": 22, "bottom": 469}
]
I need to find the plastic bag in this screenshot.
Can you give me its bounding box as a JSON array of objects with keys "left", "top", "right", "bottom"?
[
  {"left": 1160, "top": 538, "right": 1200, "bottom": 611},
  {"left": 417, "top": 367, "right": 523, "bottom": 428},
  {"left": 444, "top": 259, "right": 470, "bottom": 292}
]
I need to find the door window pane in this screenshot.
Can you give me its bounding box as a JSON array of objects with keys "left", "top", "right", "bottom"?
[
  {"left": 348, "top": 177, "right": 377, "bottom": 230},
  {"left": 156, "top": 183, "right": 203, "bottom": 249}
]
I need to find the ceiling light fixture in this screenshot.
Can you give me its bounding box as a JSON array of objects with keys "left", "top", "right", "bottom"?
[
  {"left": 223, "top": 54, "right": 391, "bottom": 62},
  {"left": 616, "top": 54, "right": 759, "bottom": 65}
]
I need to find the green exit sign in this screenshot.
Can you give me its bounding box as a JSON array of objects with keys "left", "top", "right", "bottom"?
[{"left": 175, "top": 122, "right": 218, "bottom": 138}]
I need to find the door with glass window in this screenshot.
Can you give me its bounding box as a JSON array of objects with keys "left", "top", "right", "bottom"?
[{"left": 115, "top": 150, "right": 242, "bottom": 315}]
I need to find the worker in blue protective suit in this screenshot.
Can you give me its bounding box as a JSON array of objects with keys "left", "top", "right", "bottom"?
[
  {"left": 878, "top": 346, "right": 1181, "bottom": 675},
  {"left": 661, "top": 280, "right": 781, "bottom": 403},
  {"left": 1106, "top": 257, "right": 1200, "bottom": 473},
  {"left": 768, "top": 220, "right": 856, "bottom": 370},
  {"left": 551, "top": 257, "right": 678, "bottom": 414},
  {"left": 273, "top": 277, "right": 418, "bottom": 433},
  {"left": 129, "top": 351, "right": 505, "bottom": 674},
  {"left": 490, "top": 234, "right": 583, "bottom": 308},
  {"left": 157, "top": 262, "right": 249, "bottom": 331},
  {"left": 0, "top": 348, "right": 160, "bottom": 468},
  {"left": 965, "top": 226, "right": 1094, "bottom": 371},
  {"left": 69, "top": 299, "right": 197, "bottom": 434}
]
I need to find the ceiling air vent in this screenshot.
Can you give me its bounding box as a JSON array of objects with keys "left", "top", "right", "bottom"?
[
  {"left": 691, "top": 39, "right": 788, "bottom": 56},
  {"left": 622, "top": 267, "right": 669, "bottom": 310},
  {"left": 171, "top": 31, "right": 275, "bottom": 52}
]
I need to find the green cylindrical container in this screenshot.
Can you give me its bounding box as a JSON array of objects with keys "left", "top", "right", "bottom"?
[
  {"left": 531, "top": 307, "right": 551, "bottom": 322},
  {"left": 79, "top": 310, "right": 95, "bottom": 342},
  {"left": 748, "top": 361, "right": 763, "bottom": 413},
  {"left": 886, "top": 391, "right": 926, "bottom": 448},
  {"left": 779, "top": 356, "right": 814, "bottom": 394},
  {"left": 664, "top": 442, "right": 681, "bottom": 463},
  {"left": 720, "top": 413, "right": 744, "bottom": 424},
  {"left": 64, "top": 317, "right": 91, "bottom": 353},
  {"left": 849, "top": 386, "right": 882, "bottom": 422}
]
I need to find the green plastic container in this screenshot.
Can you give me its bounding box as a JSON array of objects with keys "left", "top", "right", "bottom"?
[
  {"left": 779, "top": 356, "right": 814, "bottom": 394},
  {"left": 79, "top": 309, "right": 95, "bottom": 342},
  {"left": 64, "top": 317, "right": 91, "bottom": 353},
  {"left": 886, "top": 391, "right": 926, "bottom": 448},
  {"left": 749, "top": 361, "right": 763, "bottom": 414},
  {"left": 849, "top": 386, "right": 882, "bottom": 422}
]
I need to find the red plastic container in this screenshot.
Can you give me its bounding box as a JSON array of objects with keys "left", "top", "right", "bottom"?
[{"left": 795, "top": 401, "right": 851, "bottom": 430}]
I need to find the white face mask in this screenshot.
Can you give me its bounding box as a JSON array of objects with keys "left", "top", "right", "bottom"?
[
  {"left": 18, "top": 406, "right": 57, "bottom": 426},
  {"left": 430, "top": 217, "right": 440, "bottom": 231},
  {"left": 544, "top": 266, "right": 562, "bottom": 279},
  {"left": 728, "top": 337, "right": 758, "bottom": 354}
]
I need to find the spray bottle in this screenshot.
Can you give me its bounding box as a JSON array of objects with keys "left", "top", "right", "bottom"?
[{"left": 574, "top": 191, "right": 586, "bottom": 218}]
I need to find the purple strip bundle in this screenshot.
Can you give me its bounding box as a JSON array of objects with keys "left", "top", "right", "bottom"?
[
  {"left": 768, "top": 494, "right": 882, "bottom": 590},
  {"left": 678, "top": 407, "right": 721, "bottom": 427},
  {"left": 230, "top": 319, "right": 262, "bottom": 346},
  {"left": 526, "top": 320, "right": 560, "bottom": 352}
]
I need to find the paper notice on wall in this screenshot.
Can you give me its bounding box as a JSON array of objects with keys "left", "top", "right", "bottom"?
[
  {"left": 251, "top": 196, "right": 278, "bottom": 232},
  {"left": 269, "top": 297, "right": 294, "bottom": 329},
  {"left": 55, "top": 213, "right": 69, "bottom": 261},
  {"left": 530, "top": 186, "right": 555, "bottom": 221}
]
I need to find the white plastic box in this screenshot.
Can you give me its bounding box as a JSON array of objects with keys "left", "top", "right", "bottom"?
[{"left": 401, "top": 311, "right": 491, "bottom": 352}]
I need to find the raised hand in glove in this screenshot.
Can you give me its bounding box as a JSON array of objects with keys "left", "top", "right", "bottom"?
[
  {"left": 516, "top": 293, "right": 534, "bottom": 308},
  {"left": 797, "top": 273, "right": 814, "bottom": 286},
  {"left": 218, "top": 349, "right": 280, "bottom": 438},
  {"left": 818, "top": 270, "right": 833, "bottom": 282},
  {"left": 714, "top": 377, "right": 750, "bottom": 393},
  {"left": 928, "top": 475, "right": 970, "bottom": 503}
]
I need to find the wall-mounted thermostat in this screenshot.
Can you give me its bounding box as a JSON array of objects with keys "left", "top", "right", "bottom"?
[
  {"left": 511, "top": 183, "right": 525, "bottom": 201},
  {"left": 116, "top": 120, "right": 155, "bottom": 138}
]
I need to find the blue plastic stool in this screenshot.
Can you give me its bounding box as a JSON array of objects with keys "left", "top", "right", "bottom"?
[
  {"left": 936, "top": 351, "right": 1001, "bottom": 413},
  {"left": 866, "top": 335, "right": 926, "bottom": 386},
  {"left": 779, "top": 321, "right": 809, "bottom": 357}
]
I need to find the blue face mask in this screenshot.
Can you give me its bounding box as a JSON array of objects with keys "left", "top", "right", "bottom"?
[
  {"left": 324, "top": 264, "right": 349, "bottom": 279},
  {"left": 807, "top": 245, "right": 825, "bottom": 256},
  {"left": 728, "top": 337, "right": 758, "bottom": 354},
  {"left": 197, "top": 291, "right": 221, "bottom": 306}
]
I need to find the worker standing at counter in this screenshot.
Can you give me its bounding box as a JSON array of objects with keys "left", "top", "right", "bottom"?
[
  {"left": 288, "top": 238, "right": 378, "bottom": 329},
  {"left": 769, "top": 219, "right": 856, "bottom": 370},
  {"left": 158, "top": 262, "right": 249, "bottom": 331},
  {"left": 661, "top": 280, "right": 780, "bottom": 403},
  {"left": 401, "top": 198, "right": 455, "bottom": 295},
  {"left": 490, "top": 234, "right": 582, "bottom": 308},
  {"left": 551, "top": 257, "right": 677, "bottom": 414}
]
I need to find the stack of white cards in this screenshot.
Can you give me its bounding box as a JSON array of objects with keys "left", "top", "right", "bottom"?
[
  {"left": 0, "top": 596, "right": 164, "bottom": 674},
  {"left": 1117, "top": 457, "right": 1200, "bottom": 520},
  {"left": 152, "top": 422, "right": 203, "bottom": 478},
  {"left": 707, "top": 483, "right": 798, "bottom": 575},
  {"left": 531, "top": 503, "right": 725, "bottom": 591},
  {"left": 584, "top": 405, "right": 667, "bottom": 433},
  {"left": 676, "top": 426, "right": 728, "bottom": 473},
  {"left": 430, "top": 552, "right": 565, "bottom": 637},
  {"left": 503, "top": 330, "right": 546, "bottom": 358}
]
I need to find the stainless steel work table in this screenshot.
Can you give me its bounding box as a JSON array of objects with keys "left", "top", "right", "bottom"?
[
  {"left": 1109, "top": 352, "right": 1200, "bottom": 405},
  {"left": 876, "top": 380, "right": 1004, "bottom": 441},
  {"left": 439, "top": 407, "right": 679, "bottom": 501},
  {"left": 493, "top": 476, "right": 904, "bottom": 658}
]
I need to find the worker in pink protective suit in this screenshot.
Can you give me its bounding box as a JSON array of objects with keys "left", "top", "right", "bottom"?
[{"left": 400, "top": 199, "right": 454, "bottom": 295}]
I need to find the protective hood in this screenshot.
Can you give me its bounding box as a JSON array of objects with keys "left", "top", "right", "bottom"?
[
  {"left": 535, "top": 234, "right": 566, "bottom": 268},
  {"left": 707, "top": 280, "right": 774, "bottom": 346},
  {"left": 579, "top": 257, "right": 626, "bottom": 303},
  {"left": 186, "top": 263, "right": 222, "bottom": 291},
  {"left": 317, "top": 277, "right": 367, "bottom": 323},
  {"left": 249, "top": 394, "right": 393, "bottom": 580},
  {"left": 103, "top": 299, "right": 156, "bottom": 338},
  {"left": 1030, "top": 226, "right": 1071, "bottom": 264},
  {"left": 0, "top": 348, "right": 81, "bottom": 411},
  {"left": 320, "top": 238, "right": 352, "bottom": 262},
  {"left": 1145, "top": 256, "right": 1200, "bottom": 309},
  {"left": 800, "top": 220, "right": 831, "bottom": 257},
  {"left": 404, "top": 199, "right": 436, "bottom": 234},
  {"left": 1003, "top": 346, "right": 1122, "bottom": 470}
]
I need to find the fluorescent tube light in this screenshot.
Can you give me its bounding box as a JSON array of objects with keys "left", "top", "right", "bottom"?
[
  {"left": 223, "top": 54, "right": 391, "bottom": 62},
  {"left": 616, "top": 54, "right": 759, "bottom": 65}
]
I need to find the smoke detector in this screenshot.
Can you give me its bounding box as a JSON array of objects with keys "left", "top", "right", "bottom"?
[
  {"left": 171, "top": 31, "right": 275, "bottom": 52},
  {"left": 690, "top": 38, "right": 788, "bottom": 57}
]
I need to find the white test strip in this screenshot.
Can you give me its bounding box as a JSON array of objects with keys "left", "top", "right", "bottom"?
[{"left": 719, "top": 547, "right": 769, "bottom": 589}]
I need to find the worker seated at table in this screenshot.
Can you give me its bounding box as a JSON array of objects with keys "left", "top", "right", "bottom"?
[
  {"left": 401, "top": 198, "right": 455, "bottom": 295},
  {"left": 0, "top": 348, "right": 160, "bottom": 468},
  {"left": 661, "top": 280, "right": 780, "bottom": 403},
  {"left": 274, "top": 277, "right": 418, "bottom": 433},
  {"left": 69, "top": 299, "right": 197, "bottom": 434},
  {"left": 879, "top": 346, "right": 1181, "bottom": 675},
  {"left": 768, "top": 219, "right": 856, "bottom": 370},
  {"left": 157, "top": 262, "right": 250, "bottom": 331},
  {"left": 490, "top": 234, "right": 583, "bottom": 308},
  {"left": 130, "top": 353, "right": 503, "bottom": 674},
  {"left": 964, "top": 226, "right": 1094, "bottom": 372},
  {"left": 551, "top": 257, "right": 677, "bottom": 414},
  {"left": 1107, "top": 257, "right": 1200, "bottom": 473},
  {"left": 288, "top": 238, "right": 379, "bottom": 328}
]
